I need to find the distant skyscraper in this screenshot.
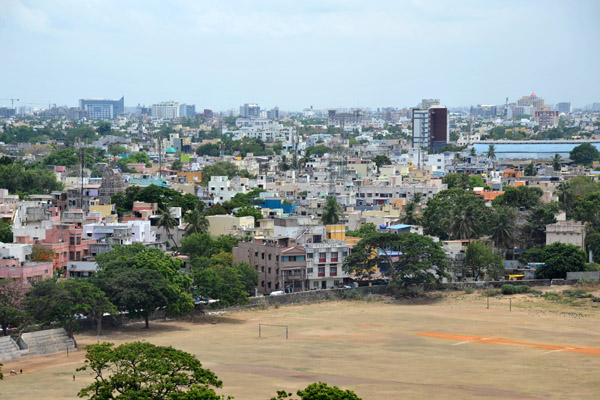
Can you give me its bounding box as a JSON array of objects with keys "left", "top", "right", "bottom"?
[
  {"left": 421, "top": 99, "right": 440, "bottom": 109},
  {"left": 179, "top": 104, "right": 196, "bottom": 118},
  {"left": 79, "top": 96, "right": 124, "bottom": 119},
  {"left": 240, "top": 103, "right": 260, "bottom": 118},
  {"left": 412, "top": 106, "right": 448, "bottom": 151},
  {"left": 267, "top": 107, "right": 280, "bottom": 120},
  {"left": 517, "top": 93, "right": 544, "bottom": 110},
  {"left": 152, "top": 101, "right": 180, "bottom": 119},
  {"left": 557, "top": 102, "right": 571, "bottom": 114}
]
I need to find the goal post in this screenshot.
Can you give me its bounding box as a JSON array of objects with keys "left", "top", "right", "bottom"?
[{"left": 259, "top": 323, "right": 288, "bottom": 340}]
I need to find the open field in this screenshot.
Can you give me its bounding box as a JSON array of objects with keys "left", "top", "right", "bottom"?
[{"left": 2, "top": 285, "right": 600, "bottom": 399}]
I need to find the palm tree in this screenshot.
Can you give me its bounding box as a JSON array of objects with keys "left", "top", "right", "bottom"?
[
  {"left": 486, "top": 144, "right": 496, "bottom": 161},
  {"left": 411, "top": 192, "right": 423, "bottom": 204},
  {"left": 469, "top": 147, "right": 477, "bottom": 157},
  {"left": 184, "top": 206, "right": 209, "bottom": 236},
  {"left": 156, "top": 207, "right": 178, "bottom": 249},
  {"left": 490, "top": 207, "right": 516, "bottom": 258},
  {"left": 552, "top": 154, "right": 562, "bottom": 172},
  {"left": 321, "top": 196, "right": 342, "bottom": 225},
  {"left": 401, "top": 202, "right": 419, "bottom": 225},
  {"left": 556, "top": 182, "right": 574, "bottom": 213}
]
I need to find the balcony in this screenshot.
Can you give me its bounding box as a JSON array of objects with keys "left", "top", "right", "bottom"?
[
  {"left": 329, "top": 272, "right": 337, "bottom": 276},
  {"left": 318, "top": 258, "right": 326, "bottom": 263},
  {"left": 318, "top": 273, "right": 325, "bottom": 277},
  {"left": 331, "top": 258, "right": 338, "bottom": 262}
]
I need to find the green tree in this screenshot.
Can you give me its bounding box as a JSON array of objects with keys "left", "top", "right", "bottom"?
[
  {"left": 25, "top": 279, "right": 115, "bottom": 341},
  {"left": 536, "top": 243, "right": 587, "bottom": 279},
  {"left": 555, "top": 182, "right": 574, "bottom": 214},
  {"left": 191, "top": 252, "right": 257, "bottom": 306},
  {"left": 520, "top": 203, "right": 559, "bottom": 248},
  {"left": 235, "top": 206, "right": 263, "bottom": 227},
  {"left": 156, "top": 207, "right": 179, "bottom": 249},
  {"left": 524, "top": 163, "right": 536, "bottom": 176},
  {"left": 486, "top": 144, "right": 496, "bottom": 160},
  {"left": 171, "top": 159, "right": 182, "bottom": 171},
  {"left": 465, "top": 241, "right": 504, "bottom": 280},
  {"left": 343, "top": 232, "right": 448, "bottom": 287},
  {"left": 77, "top": 341, "right": 226, "bottom": 400},
  {"left": 492, "top": 186, "right": 543, "bottom": 210},
  {"left": 422, "top": 188, "right": 490, "bottom": 240},
  {"left": 305, "top": 145, "right": 330, "bottom": 157},
  {"left": 585, "top": 232, "right": 600, "bottom": 263},
  {"left": 517, "top": 248, "right": 545, "bottom": 265},
  {"left": 569, "top": 143, "right": 599, "bottom": 166},
  {"left": 180, "top": 234, "right": 238, "bottom": 264},
  {"left": 490, "top": 207, "right": 517, "bottom": 256},
  {"left": 184, "top": 206, "right": 209, "bottom": 236},
  {"left": 401, "top": 202, "right": 420, "bottom": 225},
  {"left": 321, "top": 196, "right": 342, "bottom": 225},
  {"left": 0, "top": 221, "right": 12, "bottom": 243},
  {"left": 0, "top": 279, "right": 24, "bottom": 336},
  {"left": 552, "top": 154, "right": 562, "bottom": 171},
  {"left": 372, "top": 155, "right": 391, "bottom": 171},
  {"left": 573, "top": 192, "right": 600, "bottom": 232},
  {"left": 196, "top": 143, "right": 221, "bottom": 157},
  {"left": 346, "top": 223, "right": 377, "bottom": 238},
  {"left": 94, "top": 244, "right": 194, "bottom": 328},
  {"left": 272, "top": 382, "right": 362, "bottom": 400}
]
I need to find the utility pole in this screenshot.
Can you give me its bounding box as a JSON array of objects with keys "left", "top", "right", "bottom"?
[{"left": 158, "top": 131, "right": 163, "bottom": 180}]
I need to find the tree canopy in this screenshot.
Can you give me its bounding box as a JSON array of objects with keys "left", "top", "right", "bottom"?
[
  {"left": 492, "top": 186, "right": 542, "bottom": 210},
  {"left": 569, "top": 143, "right": 599, "bottom": 166},
  {"left": 77, "top": 341, "right": 226, "bottom": 400},
  {"left": 343, "top": 232, "right": 448, "bottom": 288},
  {"left": 536, "top": 243, "right": 587, "bottom": 279},
  {"left": 321, "top": 196, "right": 342, "bottom": 225}
]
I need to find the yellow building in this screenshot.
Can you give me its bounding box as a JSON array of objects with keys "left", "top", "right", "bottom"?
[
  {"left": 206, "top": 215, "right": 255, "bottom": 237},
  {"left": 326, "top": 224, "right": 361, "bottom": 246},
  {"left": 177, "top": 171, "right": 203, "bottom": 184},
  {"left": 88, "top": 201, "right": 118, "bottom": 223}
]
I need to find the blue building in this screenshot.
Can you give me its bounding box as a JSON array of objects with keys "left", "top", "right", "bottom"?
[
  {"left": 472, "top": 141, "right": 600, "bottom": 160},
  {"left": 79, "top": 96, "right": 124, "bottom": 119}
]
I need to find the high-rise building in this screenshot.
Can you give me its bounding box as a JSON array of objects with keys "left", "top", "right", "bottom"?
[
  {"left": 240, "top": 103, "right": 260, "bottom": 118},
  {"left": 421, "top": 98, "right": 440, "bottom": 109},
  {"left": 267, "top": 107, "right": 280, "bottom": 120},
  {"left": 79, "top": 96, "right": 124, "bottom": 119},
  {"left": 179, "top": 104, "right": 196, "bottom": 118},
  {"left": 557, "top": 102, "right": 571, "bottom": 114},
  {"left": 412, "top": 106, "right": 448, "bottom": 150},
  {"left": 517, "top": 93, "right": 544, "bottom": 110},
  {"left": 202, "top": 109, "right": 214, "bottom": 119},
  {"left": 151, "top": 101, "right": 180, "bottom": 119},
  {"left": 429, "top": 106, "right": 449, "bottom": 150}
]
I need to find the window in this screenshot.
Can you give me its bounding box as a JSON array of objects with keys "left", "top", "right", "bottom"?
[
  {"left": 307, "top": 268, "right": 313, "bottom": 274},
  {"left": 330, "top": 266, "right": 337, "bottom": 276},
  {"left": 318, "top": 267, "right": 325, "bottom": 277},
  {"left": 306, "top": 253, "right": 313, "bottom": 259},
  {"left": 267, "top": 282, "right": 271, "bottom": 289},
  {"left": 268, "top": 254, "right": 272, "bottom": 260},
  {"left": 261, "top": 252, "right": 265, "bottom": 259},
  {"left": 261, "top": 266, "right": 265, "bottom": 272},
  {"left": 268, "top": 267, "right": 271, "bottom": 274},
  {"left": 319, "top": 252, "right": 326, "bottom": 262},
  {"left": 261, "top": 280, "right": 265, "bottom": 287},
  {"left": 331, "top": 252, "right": 338, "bottom": 262}
]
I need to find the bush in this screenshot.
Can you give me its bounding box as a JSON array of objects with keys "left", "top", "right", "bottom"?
[
  {"left": 464, "top": 287, "right": 474, "bottom": 294},
  {"left": 484, "top": 288, "right": 502, "bottom": 297},
  {"left": 502, "top": 284, "right": 531, "bottom": 295},
  {"left": 562, "top": 289, "right": 593, "bottom": 299}
]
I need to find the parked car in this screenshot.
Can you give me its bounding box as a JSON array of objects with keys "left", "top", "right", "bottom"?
[{"left": 269, "top": 290, "right": 285, "bottom": 296}]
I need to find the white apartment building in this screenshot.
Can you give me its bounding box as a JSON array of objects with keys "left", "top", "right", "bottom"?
[
  {"left": 152, "top": 101, "right": 180, "bottom": 119},
  {"left": 304, "top": 240, "right": 351, "bottom": 290},
  {"left": 207, "top": 176, "right": 247, "bottom": 204}
]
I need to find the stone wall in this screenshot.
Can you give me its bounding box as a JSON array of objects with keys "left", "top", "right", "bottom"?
[
  {"left": 567, "top": 271, "right": 600, "bottom": 282},
  {"left": 247, "top": 285, "right": 389, "bottom": 307}
]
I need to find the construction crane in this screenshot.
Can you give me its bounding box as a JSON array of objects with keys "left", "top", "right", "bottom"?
[{"left": 0, "top": 98, "right": 20, "bottom": 108}]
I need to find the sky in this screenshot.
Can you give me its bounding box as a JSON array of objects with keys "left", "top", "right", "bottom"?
[{"left": 1, "top": 0, "right": 599, "bottom": 111}]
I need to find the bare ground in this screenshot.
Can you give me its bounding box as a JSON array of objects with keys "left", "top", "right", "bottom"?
[{"left": 1, "top": 285, "right": 600, "bottom": 399}]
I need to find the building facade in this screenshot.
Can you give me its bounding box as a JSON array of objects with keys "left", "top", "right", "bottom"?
[
  {"left": 79, "top": 97, "right": 124, "bottom": 119},
  {"left": 152, "top": 101, "right": 180, "bottom": 119}
]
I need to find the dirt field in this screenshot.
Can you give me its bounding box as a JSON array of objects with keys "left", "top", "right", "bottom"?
[{"left": 2, "top": 285, "right": 600, "bottom": 399}]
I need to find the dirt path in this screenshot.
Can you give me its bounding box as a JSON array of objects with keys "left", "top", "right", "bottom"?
[{"left": 417, "top": 331, "right": 600, "bottom": 356}]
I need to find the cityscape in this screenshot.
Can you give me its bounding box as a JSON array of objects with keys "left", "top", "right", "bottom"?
[{"left": 1, "top": 1, "right": 600, "bottom": 399}]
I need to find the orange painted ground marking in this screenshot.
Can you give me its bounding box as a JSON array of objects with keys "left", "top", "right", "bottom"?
[{"left": 417, "top": 332, "right": 600, "bottom": 356}]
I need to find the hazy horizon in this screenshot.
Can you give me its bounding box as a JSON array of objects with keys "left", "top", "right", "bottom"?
[{"left": 1, "top": 0, "right": 599, "bottom": 111}]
